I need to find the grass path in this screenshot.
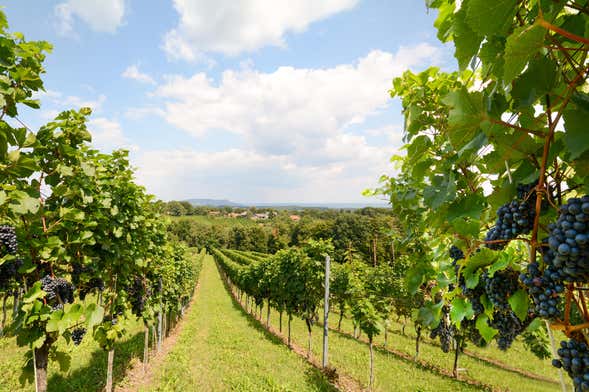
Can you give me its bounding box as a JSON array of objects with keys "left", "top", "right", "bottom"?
[{"left": 141, "top": 255, "right": 335, "bottom": 392}]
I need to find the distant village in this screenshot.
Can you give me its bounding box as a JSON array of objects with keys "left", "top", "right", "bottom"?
[{"left": 207, "top": 210, "right": 301, "bottom": 221}]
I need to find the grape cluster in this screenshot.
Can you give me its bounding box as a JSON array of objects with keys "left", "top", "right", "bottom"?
[
  {"left": 71, "top": 327, "right": 86, "bottom": 345},
  {"left": 449, "top": 245, "right": 464, "bottom": 262},
  {"left": 0, "top": 225, "right": 22, "bottom": 289},
  {"left": 517, "top": 183, "right": 536, "bottom": 200},
  {"left": 547, "top": 196, "right": 589, "bottom": 282},
  {"left": 553, "top": 339, "right": 589, "bottom": 391},
  {"left": 490, "top": 310, "right": 528, "bottom": 350},
  {"left": 520, "top": 260, "right": 563, "bottom": 319},
  {"left": 128, "top": 275, "right": 151, "bottom": 316},
  {"left": 462, "top": 280, "right": 485, "bottom": 314},
  {"left": 79, "top": 277, "right": 105, "bottom": 300},
  {"left": 483, "top": 268, "right": 520, "bottom": 311},
  {"left": 0, "top": 225, "right": 18, "bottom": 254},
  {"left": 40, "top": 275, "right": 74, "bottom": 310},
  {"left": 485, "top": 199, "right": 535, "bottom": 250},
  {"left": 430, "top": 306, "right": 455, "bottom": 352}
]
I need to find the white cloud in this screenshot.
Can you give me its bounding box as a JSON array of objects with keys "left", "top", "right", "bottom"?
[
  {"left": 153, "top": 45, "right": 439, "bottom": 154},
  {"left": 163, "top": 0, "right": 358, "bottom": 60},
  {"left": 55, "top": 0, "right": 125, "bottom": 35},
  {"left": 134, "top": 134, "right": 393, "bottom": 203},
  {"left": 88, "top": 117, "right": 137, "bottom": 152},
  {"left": 129, "top": 44, "right": 439, "bottom": 201},
  {"left": 122, "top": 65, "right": 156, "bottom": 85}
]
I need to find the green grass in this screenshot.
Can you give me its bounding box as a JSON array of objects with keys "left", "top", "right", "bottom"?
[
  {"left": 142, "top": 255, "right": 335, "bottom": 392},
  {"left": 247, "top": 298, "right": 564, "bottom": 391},
  {"left": 326, "top": 312, "right": 562, "bottom": 391},
  {"left": 258, "top": 308, "right": 482, "bottom": 391}
]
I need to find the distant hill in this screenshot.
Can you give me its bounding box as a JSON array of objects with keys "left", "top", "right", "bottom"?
[
  {"left": 185, "top": 199, "right": 245, "bottom": 207},
  {"left": 184, "top": 198, "right": 388, "bottom": 210}
]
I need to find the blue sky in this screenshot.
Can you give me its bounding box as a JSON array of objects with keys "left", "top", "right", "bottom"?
[{"left": 4, "top": 0, "right": 454, "bottom": 203}]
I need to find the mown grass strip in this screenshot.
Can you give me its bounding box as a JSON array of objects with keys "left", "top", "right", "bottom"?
[{"left": 143, "top": 255, "right": 336, "bottom": 392}]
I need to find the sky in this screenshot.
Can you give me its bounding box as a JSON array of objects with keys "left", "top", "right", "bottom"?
[{"left": 4, "top": 0, "right": 454, "bottom": 204}]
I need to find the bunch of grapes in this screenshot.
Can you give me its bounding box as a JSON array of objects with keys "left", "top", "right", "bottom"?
[
  {"left": 516, "top": 182, "right": 536, "bottom": 200},
  {"left": 430, "top": 306, "right": 455, "bottom": 352},
  {"left": 40, "top": 275, "right": 75, "bottom": 310},
  {"left": 0, "top": 225, "right": 18, "bottom": 254},
  {"left": 483, "top": 268, "right": 520, "bottom": 311},
  {"left": 546, "top": 196, "right": 589, "bottom": 282},
  {"left": 485, "top": 199, "right": 535, "bottom": 250},
  {"left": 0, "top": 225, "right": 22, "bottom": 289},
  {"left": 462, "top": 280, "right": 485, "bottom": 314},
  {"left": 79, "top": 277, "right": 105, "bottom": 300},
  {"left": 71, "top": 327, "right": 86, "bottom": 346},
  {"left": 71, "top": 262, "right": 87, "bottom": 286},
  {"left": 128, "top": 275, "right": 151, "bottom": 316},
  {"left": 490, "top": 310, "right": 528, "bottom": 350},
  {"left": 553, "top": 339, "right": 589, "bottom": 391},
  {"left": 520, "top": 260, "right": 563, "bottom": 319},
  {"left": 449, "top": 245, "right": 464, "bottom": 262},
  {"left": 461, "top": 318, "right": 486, "bottom": 348}
]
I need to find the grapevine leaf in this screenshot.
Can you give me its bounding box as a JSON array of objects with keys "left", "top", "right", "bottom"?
[
  {"left": 8, "top": 191, "right": 40, "bottom": 214},
  {"left": 503, "top": 24, "right": 545, "bottom": 82},
  {"left": 486, "top": 252, "right": 510, "bottom": 276},
  {"left": 447, "top": 193, "right": 486, "bottom": 221},
  {"left": 450, "top": 297, "right": 474, "bottom": 327},
  {"left": 466, "top": 0, "right": 517, "bottom": 36},
  {"left": 32, "top": 334, "right": 46, "bottom": 350},
  {"left": 476, "top": 314, "right": 498, "bottom": 342},
  {"left": 508, "top": 289, "right": 529, "bottom": 322},
  {"left": 563, "top": 107, "right": 589, "bottom": 160},
  {"left": 454, "top": 0, "right": 483, "bottom": 69},
  {"left": 22, "top": 282, "right": 44, "bottom": 304},
  {"left": 85, "top": 303, "right": 104, "bottom": 330},
  {"left": 451, "top": 218, "right": 481, "bottom": 238},
  {"left": 463, "top": 249, "right": 498, "bottom": 289},
  {"left": 423, "top": 173, "right": 456, "bottom": 209},
  {"left": 433, "top": 1, "right": 455, "bottom": 42},
  {"left": 442, "top": 88, "right": 485, "bottom": 142},
  {"left": 416, "top": 300, "right": 443, "bottom": 328},
  {"left": 479, "top": 37, "right": 505, "bottom": 79},
  {"left": 511, "top": 56, "right": 558, "bottom": 109},
  {"left": 54, "top": 351, "right": 71, "bottom": 372}
]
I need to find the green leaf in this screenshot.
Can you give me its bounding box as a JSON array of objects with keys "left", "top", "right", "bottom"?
[
  {"left": 443, "top": 88, "right": 485, "bottom": 140},
  {"left": 463, "top": 248, "right": 498, "bottom": 288},
  {"left": 423, "top": 173, "right": 456, "bottom": 209},
  {"left": 450, "top": 297, "right": 474, "bottom": 327},
  {"left": 447, "top": 193, "right": 485, "bottom": 221},
  {"left": 476, "top": 314, "right": 498, "bottom": 342},
  {"left": 466, "top": 0, "right": 517, "bottom": 36},
  {"left": 23, "top": 282, "right": 45, "bottom": 304},
  {"left": 32, "top": 334, "right": 46, "bottom": 349},
  {"left": 454, "top": 0, "right": 483, "bottom": 69},
  {"left": 415, "top": 300, "right": 443, "bottom": 328},
  {"left": 511, "top": 56, "right": 558, "bottom": 109},
  {"left": 563, "top": 107, "right": 589, "bottom": 160},
  {"left": 479, "top": 38, "right": 505, "bottom": 78},
  {"left": 8, "top": 191, "right": 40, "bottom": 215},
  {"left": 508, "top": 289, "right": 529, "bottom": 322},
  {"left": 54, "top": 351, "right": 71, "bottom": 372},
  {"left": 85, "top": 303, "right": 104, "bottom": 330},
  {"left": 503, "top": 24, "right": 545, "bottom": 82},
  {"left": 451, "top": 219, "right": 481, "bottom": 238}
]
